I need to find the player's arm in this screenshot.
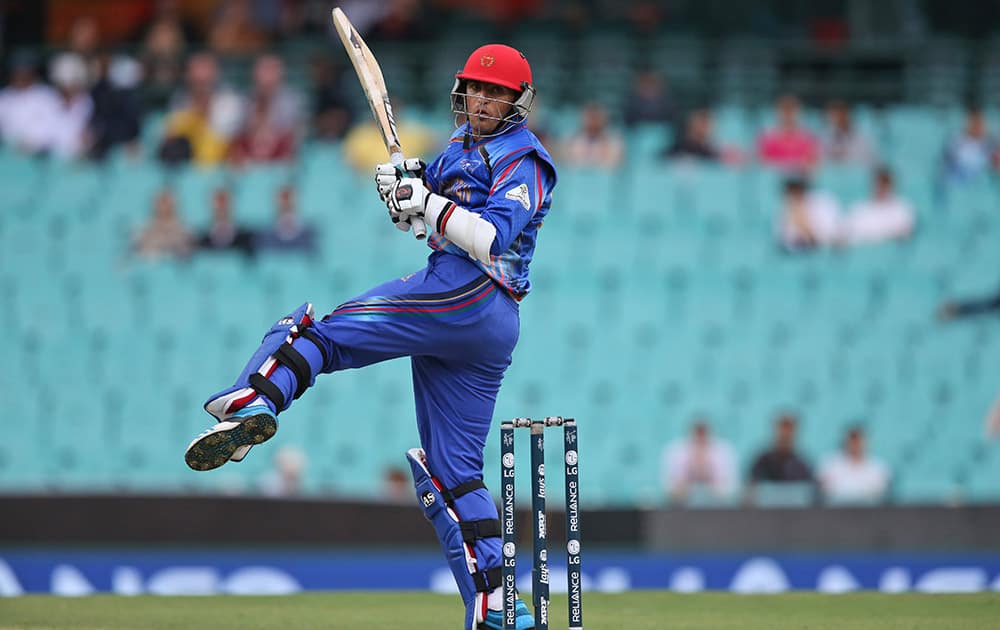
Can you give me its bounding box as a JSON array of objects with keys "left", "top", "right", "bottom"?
[
  {"left": 474, "top": 153, "right": 555, "bottom": 255},
  {"left": 385, "top": 153, "right": 554, "bottom": 264}
]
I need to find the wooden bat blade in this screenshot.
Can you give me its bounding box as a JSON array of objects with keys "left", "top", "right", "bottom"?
[
  {"left": 331, "top": 8, "right": 402, "bottom": 156},
  {"left": 331, "top": 7, "right": 426, "bottom": 239}
]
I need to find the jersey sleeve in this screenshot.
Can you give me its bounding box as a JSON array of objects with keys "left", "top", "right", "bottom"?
[{"left": 477, "top": 152, "right": 556, "bottom": 256}]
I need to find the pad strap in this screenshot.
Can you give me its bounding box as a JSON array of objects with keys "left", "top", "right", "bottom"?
[
  {"left": 441, "top": 479, "right": 486, "bottom": 504},
  {"left": 249, "top": 373, "right": 286, "bottom": 411},
  {"left": 273, "top": 342, "right": 313, "bottom": 400},
  {"left": 298, "top": 328, "right": 330, "bottom": 366},
  {"left": 459, "top": 519, "right": 501, "bottom": 544},
  {"left": 472, "top": 566, "right": 503, "bottom": 593}
]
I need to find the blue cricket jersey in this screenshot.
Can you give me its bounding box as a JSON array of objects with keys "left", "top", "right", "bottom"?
[{"left": 424, "top": 121, "right": 557, "bottom": 299}]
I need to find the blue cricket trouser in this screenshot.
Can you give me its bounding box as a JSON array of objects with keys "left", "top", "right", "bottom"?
[
  {"left": 317, "top": 252, "right": 518, "bottom": 481},
  {"left": 269, "top": 251, "right": 518, "bottom": 594}
]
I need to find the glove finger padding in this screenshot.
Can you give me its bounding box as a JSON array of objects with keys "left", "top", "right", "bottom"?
[
  {"left": 388, "top": 206, "right": 413, "bottom": 232},
  {"left": 375, "top": 162, "right": 398, "bottom": 201},
  {"left": 400, "top": 157, "right": 426, "bottom": 178}
]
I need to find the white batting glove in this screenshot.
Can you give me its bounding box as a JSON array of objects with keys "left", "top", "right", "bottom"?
[
  {"left": 374, "top": 158, "right": 426, "bottom": 202},
  {"left": 385, "top": 177, "right": 430, "bottom": 218}
]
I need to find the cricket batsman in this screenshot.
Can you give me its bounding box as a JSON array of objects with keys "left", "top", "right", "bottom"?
[{"left": 185, "top": 44, "right": 555, "bottom": 630}]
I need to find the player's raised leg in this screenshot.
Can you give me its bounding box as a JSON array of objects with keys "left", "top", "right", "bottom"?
[
  {"left": 186, "top": 260, "right": 495, "bottom": 471},
  {"left": 185, "top": 302, "right": 329, "bottom": 470}
]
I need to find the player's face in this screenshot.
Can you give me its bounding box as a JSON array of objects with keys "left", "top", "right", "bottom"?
[{"left": 464, "top": 80, "right": 519, "bottom": 136}]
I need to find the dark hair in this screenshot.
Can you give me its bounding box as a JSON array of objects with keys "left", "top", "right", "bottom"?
[
  {"left": 783, "top": 175, "right": 809, "bottom": 194},
  {"left": 875, "top": 166, "right": 893, "bottom": 185},
  {"left": 777, "top": 413, "right": 798, "bottom": 428}
]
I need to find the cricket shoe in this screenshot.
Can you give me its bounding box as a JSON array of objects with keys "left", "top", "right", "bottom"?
[
  {"left": 479, "top": 598, "right": 534, "bottom": 630},
  {"left": 184, "top": 405, "right": 277, "bottom": 471}
]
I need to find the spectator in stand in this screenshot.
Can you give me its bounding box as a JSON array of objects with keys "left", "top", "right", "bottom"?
[
  {"left": 208, "top": 0, "right": 268, "bottom": 56},
  {"left": 132, "top": 188, "right": 194, "bottom": 260},
  {"left": 818, "top": 426, "right": 890, "bottom": 503},
  {"left": 777, "top": 174, "right": 842, "bottom": 252},
  {"left": 664, "top": 108, "right": 720, "bottom": 162},
  {"left": 159, "top": 52, "right": 244, "bottom": 166},
  {"left": 938, "top": 283, "right": 1000, "bottom": 321},
  {"left": 822, "top": 100, "right": 876, "bottom": 165},
  {"left": 381, "top": 466, "right": 412, "bottom": 503},
  {"left": 623, "top": 70, "right": 675, "bottom": 128},
  {"left": 66, "top": 16, "right": 102, "bottom": 86},
  {"left": 259, "top": 445, "right": 307, "bottom": 497},
  {"left": 749, "top": 413, "right": 813, "bottom": 484},
  {"left": 138, "top": 0, "right": 193, "bottom": 111},
  {"left": 941, "top": 108, "right": 1000, "bottom": 183},
  {"left": 47, "top": 53, "right": 94, "bottom": 160},
  {"left": 136, "top": 0, "right": 201, "bottom": 43},
  {"left": 250, "top": 55, "right": 304, "bottom": 136},
  {"left": 228, "top": 100, "right": 297, "bottom": 166},
  {"left": 309, "top": 56, "right": 354, "bottom": 142},
  {"left": 88, "top": 53, "right": 143, "bottom": 160},
  {"left": 197, "top": 188, "right": 257, "bottom": 257},
  {"left": 839, "top": 167, "right": 915, "bottom": 246},
  {"left": 757, "top": 94, "right": 820, "bottom": 171},
  {"left": 985, "top": 395, "right": 1000, "bottom": 440},
  {"left": 255, "top": 185, "right": 317, "bottom": 255},
  {"left": 562, "top": 102, "right": 624, "bottom": 169},
  {"left": 0, "top": 51, "right": 60, "bottom": 156},
  {"left": 228, "top": 56, "right": 302, "bottom": 165},
  {"left": 661, "top": 418, "right": 738, "bottom": 504}
]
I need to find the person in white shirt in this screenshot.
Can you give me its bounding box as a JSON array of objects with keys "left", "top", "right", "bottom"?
[
  {"left": 777, "top": 175, "right": 842, "bottom": 252},
  {"left": 562, "top": 102, "right": 624, "bottom": 169},
  {"left": 662, "top": 419, "right": 738, "bottom": 503},
  {"left": 819, "top": 426, "right": 890, "bottom": 503},
  {"left": 48, "top": 52, "right": 94, "bottom": 160},
  {"left": 822, "top": 100, "right": 876, "bottom": 166},
  {"left": 0, "top": 51, "right": 61, "bottom": 155},
  {"left": 841, "top": 167, "right": 915, "bottom": 245}
]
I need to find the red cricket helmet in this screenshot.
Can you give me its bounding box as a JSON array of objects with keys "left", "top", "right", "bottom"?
[
  {"left": 455, "top": 44, "right": 533, "bottom": 93},
  {"left": 451, "top": 44, "right": 536, "bottom": 134}
]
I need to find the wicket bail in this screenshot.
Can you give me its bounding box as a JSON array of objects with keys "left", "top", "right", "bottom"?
[{"left": 500, "top": 416, "right": 583, "bottom": 630}]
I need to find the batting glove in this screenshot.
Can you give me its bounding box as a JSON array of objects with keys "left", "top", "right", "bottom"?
[
  {"left": 374, "top": 158, "right": 426, "bottom": 202},
  {"left": 385, "top": 177, "right": 429, "bottom": 217}
]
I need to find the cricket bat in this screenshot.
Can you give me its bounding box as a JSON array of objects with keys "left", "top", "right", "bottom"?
[{"left": 331, "top": 7, "right": 427, "bottom": 239}]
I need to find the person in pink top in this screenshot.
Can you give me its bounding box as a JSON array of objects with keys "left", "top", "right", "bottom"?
[{"left": 757, "top": 94, "right": 820, "bottom": 171}]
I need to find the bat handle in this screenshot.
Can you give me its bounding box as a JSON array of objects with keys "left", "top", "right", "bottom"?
[{"left": 390, "top": 151, "right": 427, "bottom": 240}]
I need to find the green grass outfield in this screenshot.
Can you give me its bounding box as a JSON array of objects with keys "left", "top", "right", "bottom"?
[{"left": 2, "top": 592, "right": 999, "bottom": 629}]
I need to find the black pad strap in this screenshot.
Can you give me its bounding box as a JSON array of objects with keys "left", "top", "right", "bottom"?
[
  {"left": 273, "top": 342, "right": 311, "bottom": 400},
  {"left": 472, "top": 566, "right": 503, "bottom": 593},
  {"left": 249, "top": 373, "right": 285, "bottom": 411},
  {"left": 441, "top": 479, "right": 486, "bottom": 504},
  {"left": 297, "top": 328, "right": 330, "bottom": 367},
  {"left": 459, "top": 519, "right": 501, "bottom": 544}
]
